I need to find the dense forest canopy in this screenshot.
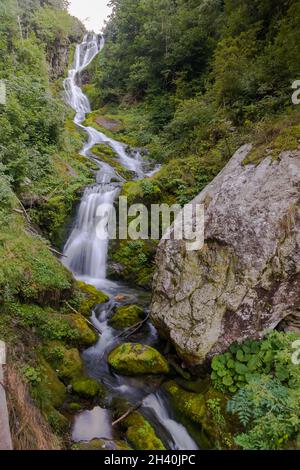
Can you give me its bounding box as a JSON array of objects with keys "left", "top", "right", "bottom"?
[
  {"left": 0, "top": 0, "right": 84, "bottom": 202},
  {"left": 90, "top": 0, "right": 300, "bottom": 161}
]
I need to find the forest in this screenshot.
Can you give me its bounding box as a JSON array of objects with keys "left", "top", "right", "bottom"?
[{"left": 0, "top": 0, "right": 300, "bottom": 453}]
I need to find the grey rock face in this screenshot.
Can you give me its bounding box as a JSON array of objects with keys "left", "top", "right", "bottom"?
[{"left": 151, "top": 145, "right": 300, "bottom": 367}]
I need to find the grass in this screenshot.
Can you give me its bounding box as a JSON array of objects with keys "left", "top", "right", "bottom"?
[{"left": 6, "top": 362, "right": 62, "bottom": 450}]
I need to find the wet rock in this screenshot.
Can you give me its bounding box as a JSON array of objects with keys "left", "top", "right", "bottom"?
[
  {"left": 72, "top": 438, "right": 132, "bottom": 450},
  {"left": 42, "top": 341, "right": 83, "bottom": 382},
  {"left": 112, "top": 399, "right": 165, "bottom": 450},
  {"left": 109, "top": 304, "right": 144, "bottom": 329},
  {"left": 71, "top": 377, "right": 105, "bottom": 399},
  {"left": 163, "top": 380, "right": 235, "bottom": 449},
  {"left": 76, "top": 281, "right": 109, "bottom": 317},
  {"left": 107, "top": 343, "right": 169, "bottom": 375},
  {"left": 65, "top": 313, "right": 98, "bottom": 347},
  {"left": 151, "top": 145, "right": 300, "bottom": 367}
]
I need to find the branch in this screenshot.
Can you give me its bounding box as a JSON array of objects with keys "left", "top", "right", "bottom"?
[
  {"left": 65, "top": 302, "right": 102, "bottom": 334},
  {"left": 112, "top": 403, "right": 141, "bottom": 427},
  {"left": 116, "top": 314, "right": 150, "bottom": 339}
]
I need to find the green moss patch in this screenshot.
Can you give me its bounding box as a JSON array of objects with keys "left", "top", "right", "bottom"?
[
  {"left": 108, "top": 343, "right": 169, "bottom": 375},
  {"left": 76, "top": 281, "right": 109, "bottom": 317},
  {"left": 109, "top": 304, "right": 144, "bottom": 329},
  {"left": 42, "top": 341, "right": 83, "bottom": 382},
  {"left": 72, "top": 377, "right": 105, "bottom": 399}
]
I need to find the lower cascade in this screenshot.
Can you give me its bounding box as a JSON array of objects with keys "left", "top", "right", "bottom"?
[{"left": 61, "top": 33, "right": 198, "bottom": 450}]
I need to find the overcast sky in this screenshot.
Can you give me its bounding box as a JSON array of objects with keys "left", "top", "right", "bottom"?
[{"left": 68, "top": 0, "right": 112, "bottom": 33}]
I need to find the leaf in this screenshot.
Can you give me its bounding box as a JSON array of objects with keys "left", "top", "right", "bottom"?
[
  {"left": 235, "top": 362, "right": 248, "bottom": 375},
  {"left": 222, "top": 375, "right": 233, "bottom": 386}
]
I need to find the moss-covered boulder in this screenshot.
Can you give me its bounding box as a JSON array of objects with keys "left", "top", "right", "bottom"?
[
  {"left": 72, "top": 439, "right": 132, "bottom": 451},
  {"left": 66, "top": 313, "right": 98, "bottom": 347},
  {"left": 37, "top": 358, "right": 67, "bottom": 409},
  {"left": 43, "top": 341, "right": 83, "bottom": 382},
  {"left": 34, "top": 358, "right": 69, "bottom": 435},
  {"left": 108, "top": 343, "right": 169, "bottom": 375},
  {"left": 72, "top": 377, "right": 105, "bottom": 399},
  {"left": 120, "top": 411, "right": 165, "bottom": 450},
  {"left": 163, "top": 380, "right": 235, "bottom": 449},
  {"left": 76, "top": 281, "right": 109, "bottom": 317},
  {"left": 109, "top": 304, "right": 144, "bottom": 329}
]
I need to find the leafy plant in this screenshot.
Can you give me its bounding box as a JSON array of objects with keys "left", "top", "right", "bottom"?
[
  {"left": 211, "top": 331, "right": 300, "bottom": 394},
  {"left": 227, "top": 376, "right": 300, "bottom": 450}
]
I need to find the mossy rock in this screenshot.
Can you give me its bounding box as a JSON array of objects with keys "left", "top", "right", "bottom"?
[
  {"left": 119, "top": 410, "right": 165, "bottom": 450},
  {"left": 72, "top": 439, "right": 132, "bottom": 451},
  {"left": 76, "top": 281, "right": 109, "bottom": 317},
  {"left": 37, "top": 357, "right": 67, "bottom": 409},
  {"left": 163, "top": 380, "right": 235, "bottom": 449},
  {"left": 72, "top": 377, "right": 105, "bottom": 399},
  {"left": 67, "top": 402, "right": 83, "bottom": 412},
  {"left": 66, "top": 313, "right": 98, "bottom": 347},
  {"left": 108, "top": 343, "right": 169, "bottom": 375},
  {"left": 109, "top": 304, "right": 144, "bottom": 329},
  {"left": 43, "top": 341, "right": 83, "bottom": 382}
]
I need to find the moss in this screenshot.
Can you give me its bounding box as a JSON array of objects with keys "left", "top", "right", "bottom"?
[
  {"left": 108, "top": 343, "right": 169, "bottom": 375},
  {"left": 67, "top": 402, "right": 83, "bottom": 412},
  {"left": 15, "top": 303, "right": 80, "bottom": 344},
  {"left": 83, "top": 110, "right": 136, "bottom": 146},
  {"left": 0, "top": 213, "right": 73, "bottom": 307},
  {"left": 125, "top": 412, "right": 165, "bottom": 450},
  {"left": 91, "top": 144, "right": 135, "bottom": 180},
  {"left": 109, "top": 304, "right": 144, "bottom": 329},
  {"left": 71, "top": 377, "right": 104, "bottom": 399},
  {"left": 25, "top": 118, "right": 97, "bottom": 247},
  {"left": 36, "top": 358, "right": 67, "bottom": 409},
  {"left": 163, "top": 380, "right": 235, "bottom": 449},
  {"left": 65, "top": 313, "right": 98, "bottom": 347},
  {"left": 243, "top": 119, "right": 300, "bottom": 166},
  {"left": 42, "top": 341, "right": 83, "bottom": 382},
  {"left": 31, "top": 357, "right": 69, "bottom": 435},
  {"left": 76, "top": 281, "right": 109, "bottom": 317},
  {"left": 72, "top": 438, "right": 132, "bottom": 451},
  {"left": 108, "top": 239, "right": 157, "bottom": 289}
]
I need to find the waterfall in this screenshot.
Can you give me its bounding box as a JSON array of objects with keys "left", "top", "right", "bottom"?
[
  {"left": 62, "top": 33, "right": 143, "bottom": 281},
  {"left": 63, "top": 34, "right": 198, "bottom": 451},
  {"left": 143, "top": 392, "right": 199, "bottom": 451}
]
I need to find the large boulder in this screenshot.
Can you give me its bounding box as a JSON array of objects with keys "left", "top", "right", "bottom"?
[{"left": 151, "top": 145, "right": 300, "bottom": 367}]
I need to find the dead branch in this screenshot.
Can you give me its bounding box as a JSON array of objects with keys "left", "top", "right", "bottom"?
[
  {"left": 116, "top": 314, "right": 150, "bottom": 339},
  {"left": 112, "top": 403, "right": 142, "bottom": 427},
  {"left": 65, "top": 302, "right": 102, "bottom": 334}
]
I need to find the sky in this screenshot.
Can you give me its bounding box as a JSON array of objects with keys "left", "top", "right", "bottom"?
[{"left": 68, "top": 0, "right": 112, "bottom": 33}]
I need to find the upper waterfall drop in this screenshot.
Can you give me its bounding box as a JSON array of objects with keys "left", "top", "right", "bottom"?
[
  {"left": 62, "top": 34, "right": 144, "bottom": 282},
  {"left": 64, "top": 33, "right": 103, "bottom": 124}
]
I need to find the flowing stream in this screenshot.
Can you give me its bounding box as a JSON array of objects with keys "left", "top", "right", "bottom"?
[{"left": 62, "top": 33, "right": 198, "bottom": 451}]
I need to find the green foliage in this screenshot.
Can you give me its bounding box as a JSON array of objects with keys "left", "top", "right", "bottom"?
[
  {"left": 211, "top": 331, "right": 300, "bottom": 394},
  {"left": 22, "top": 365, "right": 43, "bottom": 386},
  {"left": 227, "top": 376, "right": 300, "bottom": 450}
]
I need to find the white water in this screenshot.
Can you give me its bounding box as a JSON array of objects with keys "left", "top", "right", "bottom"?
[
  {"left": 62, "top": 33, "right": 143, "bottom": 280},
  {"left": 143, "top": 393, "right": 199, "bottom": 451},
  {"left": 62, "top": 34, "right": 198, "bottom": 451}
]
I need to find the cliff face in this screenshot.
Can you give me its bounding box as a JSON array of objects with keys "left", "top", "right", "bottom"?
[{"left": 150, "top": 144, "right": 300, "bottom": 368}]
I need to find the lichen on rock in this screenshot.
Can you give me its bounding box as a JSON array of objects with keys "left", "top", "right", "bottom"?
[{"left": 151, "top": 145, "right": 300, "bottom": 367}]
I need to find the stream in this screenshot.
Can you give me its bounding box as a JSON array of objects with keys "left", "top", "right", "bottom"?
[{"left": 62, "top": 33, "right": 198, "bottom": 451}]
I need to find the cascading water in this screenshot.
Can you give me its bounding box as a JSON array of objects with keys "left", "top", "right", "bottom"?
[
  {"left": 62, "top": 33, "right": 198, "bottom": 451},
  {"left": 62, "top": 33, "right": 143, "bottom": 281}
]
